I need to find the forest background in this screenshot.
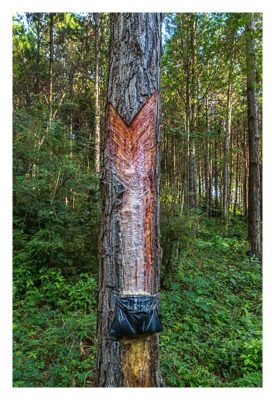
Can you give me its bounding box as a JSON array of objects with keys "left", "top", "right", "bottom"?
[{"left": 10, "top": 10, "right": 264, "bottom": 388}]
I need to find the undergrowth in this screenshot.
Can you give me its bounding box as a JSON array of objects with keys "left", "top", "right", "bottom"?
[{"left": 13, "top": 213, "right": 262, "bottom": 387}]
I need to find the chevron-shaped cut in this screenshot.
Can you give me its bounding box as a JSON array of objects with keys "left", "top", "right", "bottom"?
[{"left": 107, "top": 94, "right": 158, "bottom": 293}]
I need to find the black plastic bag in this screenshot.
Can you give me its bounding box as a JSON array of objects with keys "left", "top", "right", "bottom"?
[{"left": 109, "top": 295, "right": 163, "bottom": 337}]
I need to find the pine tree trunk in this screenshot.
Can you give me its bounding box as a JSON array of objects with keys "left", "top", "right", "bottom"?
[
  {"left": 204, "top": 97, "right": 210, "bottom": 217},
  {"left": 242, "top": 122, "right": 248, "bottom": 220},
  {"left": 246, "top": 14, "right": 261, "bottom": 260},
  {"left": 49, "top": 13, "right": 54, "bottom": 124},
  {"left": 34, "top": 15, "right": 42, "bottom": 95},
  {"left": 214, "top": 137, "right": 219, "bottom": 213},
  {"left": 185, "top": 33, "right": 190, "bottom": 209},
  {"left": 96, "top": 13, "right": 162, "bottom": 387},
  {"left": 94, "top": 13, "right": 101, "bottom": 173},
  {"left": 188, "top": 14, "right": 198, "bottom": 209},
  {"left": 233, "top": 129, "right": 240, "bottom": 216},
  {"left": 223, "top": 32, "right": 235, "bottom": 227}
]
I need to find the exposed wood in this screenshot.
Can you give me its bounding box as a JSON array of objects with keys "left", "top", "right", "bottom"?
[{"left": 107, "top": 94, "right": 157, "bottom": 292}]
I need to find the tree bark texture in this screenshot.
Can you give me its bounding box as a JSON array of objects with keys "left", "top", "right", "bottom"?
[
  {"left": 246, "top": 14, "right": 261, "bottom": 260},
  {"left": 96, "top": 13, "right": 162, "bottom": 387}
]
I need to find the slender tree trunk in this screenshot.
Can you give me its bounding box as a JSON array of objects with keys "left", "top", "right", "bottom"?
[
  {"left": 188, "top": 14, "right": 198, "bottom": 209},
  {"left": 49, "top": 13, "right": 54, "bottom": 125},
  {"left": 208, "top": 134, "right": 213, "bottom": 216},
  {"left": 246, "top": 14, "right": 261, "bottom": 260},
  {"left": 223, "top": 34, "right": 235, "bottom": 227},
  {"left": 32, "top": 13, "right": 54, "bottom": 174},
  {"left": 185, "top": 26, "right": 190, "bottom": 209},
  {"left": 34, "top": 15, "right": 42, "bottom": 95},
  {"left": 94, "top": 13, "right": 101, "bottom": 173},
  {"left": 233, "top": 129, "right": 240, "bottom": 216},
  {"left": 242, "top": 122, "right": 248, "bottom": 220},
  {"left": 214, "top": 136, "right": 219, "bottom": 213},
  {"left": 243, "top": 167, "right": 248, "bottom": 220},
  {"left": 204, "top": 97, "right": 210, "bottom": 217},
  {"left": 198, "top": 158, "right": 202, "bottom": 202},
  {"left": 96, "top": 13, "right": 162, "bottom": 387}
]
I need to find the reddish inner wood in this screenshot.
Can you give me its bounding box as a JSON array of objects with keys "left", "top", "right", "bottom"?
[{"left": 108, "top": 94, "right": 157, "bottom": 293}]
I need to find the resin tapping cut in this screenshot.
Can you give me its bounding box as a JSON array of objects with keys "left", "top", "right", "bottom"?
[{"left": 107, "top": 94, "right": 158, "bottom": 293}]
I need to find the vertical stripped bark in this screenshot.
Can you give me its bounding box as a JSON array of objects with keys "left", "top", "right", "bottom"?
[
  {"left": 246, "top": 14, "right": 261, "bottom": 260},
  {"left": 96, "top": 13, "right": 162, "bottom": 387},
  {"left": 94, "top": 13, "right": 101, "bottom": 173}
]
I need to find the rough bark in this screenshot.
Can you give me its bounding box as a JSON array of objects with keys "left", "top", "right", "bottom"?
[
  {"left": 246, "top": 14, "right": 261, "bottom": 260},
  {"left": 96, "top": 13, "right": 162, "bottom": 387}
]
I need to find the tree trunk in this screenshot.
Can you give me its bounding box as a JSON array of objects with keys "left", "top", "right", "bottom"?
[
  {"left": 185, "top": 30, "right": 190, "bottom": 209},
  {"left": 223, "top": 31, "right": 235, "bottom": 227},
  {"left": 94, "top": 13, "right": 101, "bottom": 173},
  {"left": 188, "top": 14, "right": 198, "bottom": 209},
  {"left": 204, "top": 97, "right": 210, "bottom": 217},
  {"left": 246, "top": 14, "right": 261, "bottom": 260},
  {"left": 96, "top": 13, "right": 162, "bottom": 387},
  {"left": 49, "top": 13, "right": 54, "bottom": 124},
  {"left": 242, "top": 122, "right": 248, "bottom": 220},
  {"left": 214, "top": 136, "right": 219, "bottom": 213},
  {"left": 233, "top": 129, "right": 240, "bottom": 216},
  {"left": 33, "top": 14, "right": 42, "bottom": 95}
]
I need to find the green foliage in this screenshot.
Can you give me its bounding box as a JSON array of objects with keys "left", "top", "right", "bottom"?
[
  {"left": 13, "top": 214, "right": 262, "bottom": 387},
  {"left": 13, "top": 274, "right": 97, "bottom": 387},
  {"left": 13, "top": 103, "right": 101, "bottom": 284},
  {"left": 240, "top": 338, "right": 262, "bottom": 373},
  {"left": 159, "top": 216, "right": 262, "bottom": 387}
]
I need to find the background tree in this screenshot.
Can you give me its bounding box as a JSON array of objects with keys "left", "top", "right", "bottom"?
[
  {"left": 93, "top": 13, "right": 102, "bottom": 173},
  {"left": 246, "top": 13, "right": 262, "bottom": 260}
]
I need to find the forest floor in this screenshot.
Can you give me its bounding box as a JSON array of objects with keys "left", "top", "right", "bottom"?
[{"left": 13, "top": 214, "right": 262, "bottom": 387}]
